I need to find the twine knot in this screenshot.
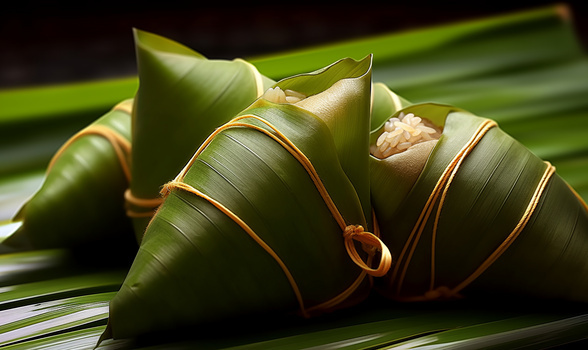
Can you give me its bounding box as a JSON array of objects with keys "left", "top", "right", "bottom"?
[
  {"left": 343, "top": 225, "right": 392, "bottom": 277},
  {"left": 343, "top": 224, "right": 364, "bottom": 238}
]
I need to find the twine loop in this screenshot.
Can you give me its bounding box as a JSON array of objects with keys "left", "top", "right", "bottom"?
[
  {"left": 157, "top": 115, "right": 394, "bottom": 315},
  {"left": 343, "top": 225, "right": 392, "bottom": 277},
  {"left": 124, "top": 189, "right": 164, "bottom": 218}
]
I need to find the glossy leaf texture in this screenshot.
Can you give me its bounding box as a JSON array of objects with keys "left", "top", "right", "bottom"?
[
  {"left": 0, "top": 292, "right": 113, "bottom": 347},
  {"left": 0, "top": 4, "right": 588, "bottom": 350},
  {"left": 272, "top": 55, "right": 373, "bottom": 226},
  {"left": 128, "top": 29, "right": 275, "bottom": 239},
  {"left": 370, "top": 103, "right": 588, "bottom": 304},
  {"left": 3, "top": 100, "right": 136, "bottom": 256},
  {"left": 105, "top": 56, "right": 376, "bottom": 340}
]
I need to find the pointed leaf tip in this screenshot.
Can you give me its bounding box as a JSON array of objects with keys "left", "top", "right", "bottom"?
[{"left": 95, "top": 322, "right": 112, "bottom": 349}]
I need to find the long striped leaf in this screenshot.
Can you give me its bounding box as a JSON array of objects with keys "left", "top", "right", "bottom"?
[{"left": 0, "top": 292, "right": 114, "bottom": 347}]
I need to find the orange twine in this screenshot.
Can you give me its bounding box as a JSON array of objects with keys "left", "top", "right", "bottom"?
[
  {"left": 161, "top": 114, "right": 392, "bottom": 316},
  {"left": 124, "top": 189, "right": 164, "bottom": 218},
  {"left": 389, "top": 119, "right": 556, "bottom": 301},
  {"left": 47, "top": 100, "right": 132, "bottom": 181}
]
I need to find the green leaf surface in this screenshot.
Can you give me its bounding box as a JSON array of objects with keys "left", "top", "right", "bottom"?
[
  {"left": 250, "top": 6, "right": 583, "bottom": 81},
  {"left": 0, "top": 270, "right": 125, "bottom": 310},
  {"left": 0, "top": 171, "right": 44, "bottom": 223},
  {"left": 1, "top": 325, "right": 132, "bottom": 350},
  {"left": 107, "top": 60, "right": 374, "bottom": 339},
  {"left": 128, "top": 29, "right": 275, "bottom": 238},
  {"left": 390, "top": 313, "right": 588, "bottom": 349},
  {"left": 0, "top": 78, "right": 137, "bottom": 178},
  {"left": 0, "top": 292, "right": 114, "bottom": 347},
  {"left": 3, "top": 102, "right": 136, "bottom": 253},
  {"left": 0, "top": 77, "right": 137, "bottom": 124},
  {"left": 0, "top": 4, "right": 588, "bottom": 350},
  {"left": 0, "top": 248, "right": 73, "bottom": 286}
]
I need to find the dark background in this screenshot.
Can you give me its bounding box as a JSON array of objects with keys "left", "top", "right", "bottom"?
[{"left": 2, "top": 1, "right": 587, "bottom": 89}]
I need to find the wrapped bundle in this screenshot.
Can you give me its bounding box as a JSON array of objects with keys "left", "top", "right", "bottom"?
[
  {"left": 5, "top": 29, "right": 276, "bottom": 252},
  {"left": 369, "top": 96, "right": 588, "bottom": 302},
  {"left": 5, "top": 100, "right": 135, "bottom": 251},
  {"left": 101, "top": 56, "right": 392, "bottom": 341},
  {"left": 126, "top": 29, "right": 275, "bottom": 241}
]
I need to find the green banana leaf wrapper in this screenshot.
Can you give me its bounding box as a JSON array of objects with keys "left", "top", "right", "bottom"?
[
  {"left": 3, "top": 29, "right": 277, "bottom": 254},
  {"left": 103, "top": 56, "right": 392, "bottom": 341},
  {"left": 4, "top": 100, "right": 136, "bottom": 256},
  {"left": 127, "top": 29, "right": 275, "bottom": 241},
  {"left": 369, "top": 99, "right": 588, "bottom": 303}
]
